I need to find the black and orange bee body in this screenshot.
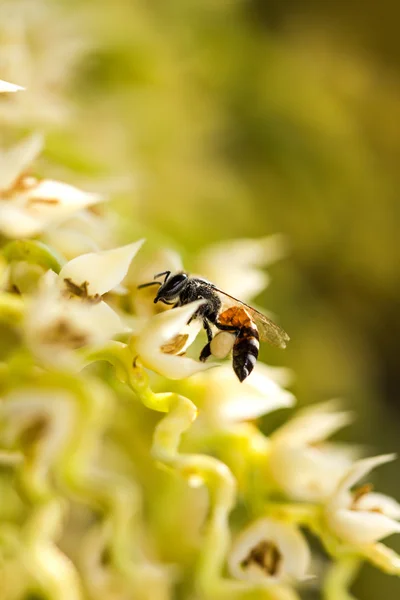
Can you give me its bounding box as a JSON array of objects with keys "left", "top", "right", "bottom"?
[
  {"left": 217, "top": 306, "right": 260, "bottom": 381},
  {"left": 138, "top": 271, "right": 289, "bottom": 382}
]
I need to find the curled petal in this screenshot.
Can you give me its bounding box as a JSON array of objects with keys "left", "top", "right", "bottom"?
[
  {"left": 59, "top": 240, "right": 145, "bottom": 296},
  {"left": 327, "top": 509, "right": 400, "bottom": 546},
  {"left": 0, "top": 133, "right": 43, "bottom": 191},
  {"left": 228, "top": 518, "right": 311, "bottom": 583},
  {"left": 134, "top": 301, "right": 217, "bottom": 379}
]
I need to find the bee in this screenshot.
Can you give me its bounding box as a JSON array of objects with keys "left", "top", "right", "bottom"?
[{"left": 138, "top": 271, "right": 289, "bottom": 382}]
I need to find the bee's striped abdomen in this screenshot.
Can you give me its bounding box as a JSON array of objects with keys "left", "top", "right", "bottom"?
[
  {"left": 218, "top": 307, "right": 259, "bottom": 382},
  {"left": 232, "top": 324, "right": 259, "bottom": 382}
]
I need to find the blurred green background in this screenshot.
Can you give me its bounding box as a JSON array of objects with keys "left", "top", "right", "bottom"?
[{"left": 2, "top": 0, "right": 400, "bottom": 597}]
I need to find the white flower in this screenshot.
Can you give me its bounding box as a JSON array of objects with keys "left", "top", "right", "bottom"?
[
  {"left": 25, "top": 272, "right": 124, "bottom": 369},
  {"left": 59, "top": 240, "right": 145, "bottom": 298},
  {"left": 0, "top": 0, "right": 87, "bottom": 125},
  {"left": 194, "top": 235, "right": 288, "bottom": 302},
  {"left": 1, "top": 389, "right": 78, "bottom": 476},
  {"left": 26, "top": 241, "right": 144, "bottom": 368},
  {"left": 185, "top": 362, "right": 295, "bottom": 425},
  {"left": 228, "top": 518, "right": 311, "bottom": 584},
  {"left": 0, "top": 80, "right": 24, "bottom": 92},
  {"left": 268, "top": 402, "right": 354, "bottom": 502},
  {"left": 0, "top": 134, "right": 102, "bottom": 238},
  {"left": 325, "top": 454, "right": 400, "bottom": 545},
  {"left": 132, "top": 301, "right": 217, "bottom": 380}
]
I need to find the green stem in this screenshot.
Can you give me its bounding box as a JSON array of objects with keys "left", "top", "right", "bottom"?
[
  {"left": 323, "top": 557, "right": 361, "bottom": 600},
  {"left": 2, "top": 239, "right": 65, "bottom": 273}
]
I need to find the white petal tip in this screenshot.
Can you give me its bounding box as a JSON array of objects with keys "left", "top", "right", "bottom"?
[{"left": 0, "top": 80, "right": 25, "bottom": 93}]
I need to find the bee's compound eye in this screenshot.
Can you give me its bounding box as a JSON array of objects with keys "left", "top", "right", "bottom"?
[
  {"left": 168, "top": 273, "right": 187, "bottom": 286},
  {"left": 164, "top": 273, "right": 187, "bottom": 295},
  {"left": 210, "top": 331, "right": 236, "bottom": 359}
]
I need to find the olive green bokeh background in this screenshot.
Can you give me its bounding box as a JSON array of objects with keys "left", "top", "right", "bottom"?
[{"left": 13, "top": 0, "right": 400, "bottom": 597}]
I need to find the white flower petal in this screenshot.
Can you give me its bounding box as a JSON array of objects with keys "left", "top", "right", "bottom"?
[
  {"left": 0, "top": 80, "right": 25, "bottom": 93},
  {"left": 325, "top": 454, "right": 400, "bottom": 545},
  {"left": 228, "top": 518, "right": 310, "bottom": 583},
  {"left": 25, "top": 272, "right": 125, "bottom": 369},
  {"left": 272, "top": 403, "right": 353, "bottom": 446},
  {"left": 135, "top": 301, "right": 217, "bottom": 379},
  {"left": 0, "top": 133, "right": 43, "bottom": 191},
  {"left": 87, "top": 301, "right": 127, "bottom": 337},
  {"left": 356, "top": 493, "right": 400, "bottom": 519},
  {"left": 23, "top": 180, "right": 101, "bottom": 223},
  {"left": 328, "top": 509, "right": 400, "bottom": 545},
  {"left": 268, "top": 442, "right": 353, "bottom": 502},
  {"left": 188, "top": 362, "right": 295, "bottom": 424},
  {"left": 337, "top": 454, "right": 397, "bottom": 498},
  {"left": 219, "top": 369, "right": 295, "bottom": 423},
  {"left": 268, "top": 403, "right": 354, "bottom": 502},
  {"left": 59, "top": 240, "right": 145, "bottom": 296},
  {"left": 43, "top": 227, "right": 100, "bottom": 261},
  {"left": 0, "top": 203, "right": 43, "bottom": 238},
  {"left": 195, "top": 235, "right": 288, "bottom": 302}
]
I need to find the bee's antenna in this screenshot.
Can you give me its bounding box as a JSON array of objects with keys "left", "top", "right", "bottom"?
[
  {"left": 154, "top": 270, "right": 171, "bottom": 281},
  {"left": 137, "top": 270, "right": 171, "bottom": 290},
  {"left": 137, "top": 281, "right": 163, "bottom": 289}
]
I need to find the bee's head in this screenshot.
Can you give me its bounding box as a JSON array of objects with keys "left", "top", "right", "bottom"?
[
  {"left": 154, "top": 272, "right": 188, "bottom": 304},
  {"left": 138, "top": 271, "right": 189, "bottom": 304}
]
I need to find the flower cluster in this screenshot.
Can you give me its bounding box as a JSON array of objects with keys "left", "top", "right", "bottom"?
[{"left": 0, "top": 81, "right": 399, "bottom": 600}]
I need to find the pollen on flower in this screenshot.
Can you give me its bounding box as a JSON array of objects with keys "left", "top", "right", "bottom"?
[
  {"left": 39, "top": 318, "right": 89, "bottom": 349},
  {"left": 160, "top": 333, "right": 189, "bottom": 355},
  {"left": 63, "top": 278, "right": 101, "bottom": 304},
  {"left": 240, "top": 540, "right": 282, "bottom": 577},
  {"left": 0, "top": 174, "right": 39, "bottom": 199},
  {"left": 351, "top": 483, "right": 374, "bottom": 509}
]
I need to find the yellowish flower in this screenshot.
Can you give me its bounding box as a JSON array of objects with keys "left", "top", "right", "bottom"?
[
  {"left": 228, "top": 518, "right": 311, "bottom": 584},
  {"left": 186, "top": 363, "right": 295, "bottom": 425},
  {"left": 131, "top": 301, "right": 216, "bottom": 379},
  {"left": 0, "top": 135, "right": 102, "bottom": 238},
  {"left": 26, "top": 241, "right": 144, "bottom": 368},
  {"left": 325, "top": 454, "right": 400, "bottom": 545},
  {"left": 268, "top": 402, "right": 354, "bottom": 501},
  {"left": 25, "top": 271, "right": 124, "bottom": 369},
  {"left": 194, "top": 234, "right": 288, "bottom": 302}
]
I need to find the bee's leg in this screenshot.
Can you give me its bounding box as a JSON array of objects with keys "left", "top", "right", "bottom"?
[
  {"left": 203, "top": 318, "right": 213, "bottom": 342},
  {"left": 214, "top": 322, "right": 238, "bottom": 333},
  {"left": 199, "top": 342, "right": 212, "bottom": 362},
  {"left": 199, "top": 319, "right": 213, "bottom": 362}
]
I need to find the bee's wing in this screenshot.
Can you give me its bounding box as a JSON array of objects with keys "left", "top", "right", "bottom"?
[{"left": 212, "top": 286, "right": 290, "bottom": 349}]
